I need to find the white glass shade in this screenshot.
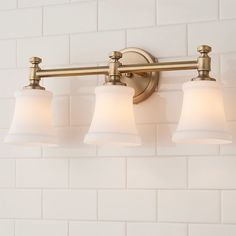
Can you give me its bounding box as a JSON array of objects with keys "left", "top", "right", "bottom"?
[
  {"left": 84, "top": 85, "right": 141, "bottom": 146},
  {"left": 173, "top": 80, "right": 232, "bottom": 144},
  {"left": 5, "top": 89, "right": 56, "bottom": 146}
]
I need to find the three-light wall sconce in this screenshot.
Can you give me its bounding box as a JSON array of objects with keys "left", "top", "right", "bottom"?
[{"left": 4, "top": 45, "right": 232, "bottom": 146}]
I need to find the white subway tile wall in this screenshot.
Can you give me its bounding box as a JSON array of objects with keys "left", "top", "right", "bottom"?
[
  {"left": 98, "top": 190, "right": 157, "bottom": 221},
  {"left": 17, "top": 36, "right": 69, "bottom": 67},
  {"left": 0, "top": 0, "right": 235, "bottom": 235},
  {"left": 43, "top": 2, "right": 97, "bottom": 35},
  {"left": 158, "top": 190, "right": 220, "bottom": 223},
  {"left": 15, "top": 220, "right": 68, "bottom": 236},
  {"left": 127, "top": 223, "right": 187, "bottom": 236},
  {"left": 157, "top": 0, "right": 218, "bottom": 25},
  {"left": 98, "top": 0, "right": 156, "bottom": 30},
  {"left": 69, "top": 222, "right": 125, "bottom": 236},
  {"left": 0, "top": 220, "right": 14, "bottom": 236}
]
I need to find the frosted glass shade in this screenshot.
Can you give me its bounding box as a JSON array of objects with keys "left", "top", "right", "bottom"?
[
  {"left": 173, "top": 80, "right": 232, "bottom": 144},
  {"left": 5, "top": 89, "right": 56, "bottom": 146},
  {"left": 84, "top": 85, "right": 141, "bottom": 146}
]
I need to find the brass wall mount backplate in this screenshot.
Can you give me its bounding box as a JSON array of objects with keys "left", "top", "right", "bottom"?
[{"left": 119, "top": 48, "right": 159, "bottom": 104}]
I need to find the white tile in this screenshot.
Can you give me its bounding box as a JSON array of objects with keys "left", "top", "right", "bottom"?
[
  {"left": 0, "top": 130, "right": 41, "bottom": 158},
  {"left": 0, "top": 69, "right": 27, "bottom": 98},
  {"left": 98, "top": 0, "right": 155, "bottom": 30},
  {"left": 127, "top": 223, "right": 187, "bottom": 236},
  {"left": 19, "top": 0, "right": 68, "bottom": 7},
  {"left": 188, "top": 20, "right": 236, "bottom": 54},
  {"left": 70, "top": 95, "right": 95, "bottom": 126},
  {"left": 220, "top": 0, "right": 236, "bottom": 19},
  {"left": 158, "top": 67, "right": 193, "bottom": 91},
  {"left": 220, "top": 122, "right": 236, "bottom": 155},
  {"left": 45, "top": 71, "right": 98, "bottom": 96},
  {"left": 15, "top": 220, "right": 68, "bottom": 236},
  {"left": 70, "top": 31, "right": 125, "bottom": 64},
  {"left": 98, "top": 190, "right": 156, "bottom": 221},
  {"left": 0, "top": 0, "right": 16, "bottom": 9},
  {"left": 0, "top": 99, "right": 15, "bottom": 128},
  {"left": 44, "top": 2, "right": 96, "bottom": 35},
  {"left": 0, "top": 220, "right": 14, "bottom": 236},
  {"left": 189, "top": 224, "right": 236, "bottom": 236},
  {"left": 42, "top": 127, "right": 96, "bottom": 157},
  {"left": 157, "top": 124, "right": 219, "bottom": 156},
  {"left": 0, "top": 8, "right": 42, "bottom": 39},
  {"left": 70, "top": 75, "right": 98, "bottom": 95},
  {"left": 69, "top": 222, "right": 125, "bottom": 236},
  {"left": 189, "top": 157, "right": 236, "bottom": 189},
  {"left": 43, "top": 190, "right": 97, "bottom": 220},
  {"left": 0, "top": 190, "right": 41, "bottom": 218},
  {"left": 158, "top": 55, "right": 219, "bottom": 91},
  {"left": 134, "top": 91, "right": 182, "bottom": 123},
  {"left": 127, "top": 25, "right": 186, "bottom": 58},
  {"left": 41, "top": 63, "right": 97, "bottom": 96},
  {"left": 158, "top": 190, "right": 220, "bottom": 223},
  {"left": 43, "top": 78, "right": 71, "bottom": 96},
  {"left": 157, "top": 0, "right": 218, "bottom": 24},
  {"left": 52, "top": 96, "right": 69, "bottom": 126},
  {"left": 0, "top": 40, "right": 16, "bottom": 68},
  {"left": 17, "top": 36, "right": 69, "bottom": 67},
  {"left": 0, "top": 159, "right": 15, "bottom": 187},
  {"left": 222, "top": 191, "right": 236, "bottom": 223},
  {"left": 98, "top": 124, "right": 156, "bottom": 157},
  {"left": 16, "top": 159, "right": 68, "bottom": 188},
  {"left": 43, "top": 74, "right": 97, "bottom": 96},
  {"left": 127, "top": 157, "right": 186, "bottom": 189},
  {"left": 220, "top": 53, "right": 236, "bottom": 87},
  {"left": 70, "top": 158, "right": 125, "bottom": 188}
]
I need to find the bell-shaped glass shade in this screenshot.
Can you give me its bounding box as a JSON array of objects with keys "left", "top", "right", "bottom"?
[
  {"left": 84, "top": 85, "right": 141, "bottom": 146},
  {"left": 172, "top": 80, "right": 232, "bottom": 144},
  {"left": 5, "top": 89, "right": 57, "bottom": 146}
]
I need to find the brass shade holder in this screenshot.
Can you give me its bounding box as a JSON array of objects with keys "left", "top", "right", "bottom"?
[
  {"left": 26, "top": 45, "right": 213, "bottom": 103},
  {"left": 191, "top": 45, "right": 215, "bottom": 81},
  {"left": 25, "top": 57, "right": 45, "bottom": 90}
]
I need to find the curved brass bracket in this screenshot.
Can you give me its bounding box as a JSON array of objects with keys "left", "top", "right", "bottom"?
[{"left": 119, "top": 48, "right": 158, "bottom": 104}]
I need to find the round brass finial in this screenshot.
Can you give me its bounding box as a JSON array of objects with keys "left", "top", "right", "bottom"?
[
  {"left": 197, "top": 45, "right": 211, "bottom": 53},
  {"left": 30, "top": 57, "right": 42, "bottom": 65},
  {"left": 109, "top": 51, "right": 122, "bottom": 60}
]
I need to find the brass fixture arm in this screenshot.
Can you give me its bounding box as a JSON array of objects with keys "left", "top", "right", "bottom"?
[
  {"left": 118, "top": 60, "right": 198, "bottom": 73},
  {"left": 25, "top": 45, "right": 213, "bottom": 102},
  {"left": 36, "top": 66, "right": 109, "bottom": 78},
  {"left": 35, "top": 60, "right": 198, "bottom": 78}
]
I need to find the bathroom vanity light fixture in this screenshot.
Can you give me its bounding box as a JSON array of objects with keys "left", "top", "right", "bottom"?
[{"left": 5, "top": 45, "right": 232, "bottom": 146}]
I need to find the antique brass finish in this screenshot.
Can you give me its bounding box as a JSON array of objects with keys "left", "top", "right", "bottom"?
[
  {"left": 25, "top": 45, "right": 213, "bottom": 103},
  {"left": 105, "top": 51, "right": 125, "bottom": 86},
  {"left": 191, "top": 45, "right": 215, "bottom": 81},
  {"left": 118, "top": 60, "right": 198, "bottom": 73},
  {"left": 24, "top": 57, "right": 45, "bottom": 90},
  {"left": 36, "top": 66, "right": 109, "bottom": 78}
]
